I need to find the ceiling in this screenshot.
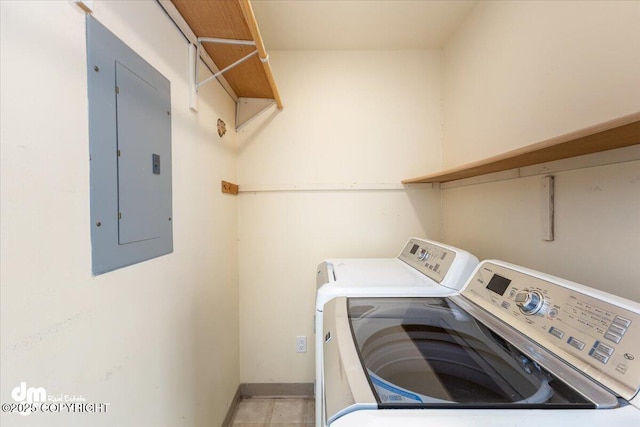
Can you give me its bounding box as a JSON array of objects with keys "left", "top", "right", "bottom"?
[{"left": 251, "top": 0, "right": 479, "bottom": 50}]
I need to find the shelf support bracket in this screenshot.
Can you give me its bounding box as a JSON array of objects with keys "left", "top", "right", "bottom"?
[
  {"left": 193, "top": 37, "right": 257, "bottom": 93},
  {"left": 188, "top": 35, "right": 280, "bottom": 129},
  {"left": 197, "top": 50, "right": 258, "bottom": 90},
  {"left": 541, "top": 176, "right": 555, "bottom": 241},
  {"left": 236, "top": 97, "right": 277, "bottom": 131}
]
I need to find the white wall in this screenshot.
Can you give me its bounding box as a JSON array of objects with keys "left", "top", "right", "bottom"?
[
  {"left": 441, "top": 1, "right": 640, "bottom": 302},
  {"left": 443, "top": 0, "right": 640, "bottom": 167},
  {"left": 443, "top": 161, "right": 640, "bottom": 302},
  {"left": 237, "top": 50, "right": 443, "bottom": 383},
  {"left": 0, "top": 2, "right": 239, "bottom": 426}
]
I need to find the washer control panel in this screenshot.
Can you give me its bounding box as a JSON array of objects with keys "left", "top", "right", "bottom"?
[
  {"left": 462, "top": 261, "right": 640, "bottom": 401},
  {"left": 398, "top": 238, "right": 457, "bottom": 283}
]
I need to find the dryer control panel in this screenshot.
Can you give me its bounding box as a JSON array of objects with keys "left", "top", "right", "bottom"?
[
  {"left": 462, "top": 261, "right": 640, "bottom": 402},
  {"left": 398, "top": 238, "right": 457, "bottom": 284}
]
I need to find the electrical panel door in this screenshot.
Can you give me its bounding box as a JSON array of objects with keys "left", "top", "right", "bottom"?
[{"left": 87, "top": 16, "right": 173, "bottom": 275}]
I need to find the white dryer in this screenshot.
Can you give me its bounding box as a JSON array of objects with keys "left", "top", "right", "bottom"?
[
  {"left": 321, "top": 260, "right": 640, "bottom": 427},
  {"left": 315, "top": 237, "right": 479, "bottom": 427}
]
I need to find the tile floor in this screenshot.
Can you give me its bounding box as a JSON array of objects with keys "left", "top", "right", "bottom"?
[{"left": 231, "top": 397, "right": 314, "bottom": 426}]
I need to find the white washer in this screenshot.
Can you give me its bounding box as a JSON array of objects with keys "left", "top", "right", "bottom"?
[
  {"left": 315, "top": 237, "right": 479, "bottom": 427},
  {"left": 322, "top": 260, "right": 640, "bottom": 427}
]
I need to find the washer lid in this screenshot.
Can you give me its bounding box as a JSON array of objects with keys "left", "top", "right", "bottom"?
[{"left": 348, "top": 297, "right": 618, "bottom": 409}]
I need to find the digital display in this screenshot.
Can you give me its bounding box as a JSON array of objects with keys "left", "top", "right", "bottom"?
[
  {"left": 410, "top": 244, "right": 419, "bottom": 255},
  {"left": 486, "top": 274, "right": 512, "bottom": 296}
]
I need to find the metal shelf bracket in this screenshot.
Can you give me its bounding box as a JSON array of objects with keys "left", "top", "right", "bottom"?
[
  {"left": 187, "top": 37, "right": 278, "bottom": 130},
  {"left": 194, "top": 37, "right": 257, "bottom": 93},
  {"left": 236, "top": 97, "right": 277, "bottom": 131}
]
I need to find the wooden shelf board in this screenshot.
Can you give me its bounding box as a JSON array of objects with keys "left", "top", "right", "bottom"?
[
  {"left": 403, "top": 113, "right": 640, "bottom": 184},
  {"left": 171, "top": 0, "right": 278, "bottom": 101}
]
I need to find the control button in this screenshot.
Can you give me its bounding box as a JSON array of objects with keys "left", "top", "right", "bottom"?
[
  {"left": 509, "top": 289, "right": 517, "bottom": 299},
  {"left": 616, "top": 364, "right": 628, "bottom": 374},
  {"left": 501, "top": 301, "right": 511, "bottom": 310},
  {"left": 567, "top": 337, "right": 585, "bottom": 350},
  {"left": 548, "top": 308, "right": 558, "bottom": 319},
  {"left": 549, "top": 327, "right": 565, "bottom": 339},
  {"left": 613, "top": 316, "right": 631, "bottom": 328},
  {"left": 594, "top": 341, "right": 614, "bottom": 356},
  {"left": 440, "top": 252, "right": 447, "bottom": 260},
  {"left": 604, "top": 331, "right": 622, "bottom": 344},
  {"left": 589, "top": 349, "right": 610, "bottom": 364},
  {"left": 608, "top": 324, "right": 627, "bottom": 336}
]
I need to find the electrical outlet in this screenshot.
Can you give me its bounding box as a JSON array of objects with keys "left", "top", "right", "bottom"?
[{"left": 296, "top": 336, "right": 307, "bottom": 353}]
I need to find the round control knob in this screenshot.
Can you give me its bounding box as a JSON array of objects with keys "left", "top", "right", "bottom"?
[
  {"left": 417, "top": 249, "right": 429, "bottom": 261},
  {"left": 514, "top": 290, "right": 544, "bottom": 315}
]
